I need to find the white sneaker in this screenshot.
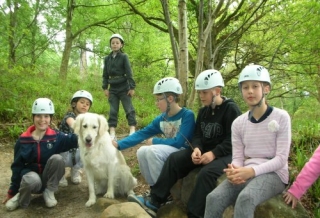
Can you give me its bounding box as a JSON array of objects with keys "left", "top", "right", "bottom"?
[
  {"left": 129, "top": 126, "right": 135, "bottom": 135},
  {"left": 5, "top": 193, "right": 20, "bottom": 211},
  {"left": 59, "top": 176, "right": 68, "bottom": 187},
  {"left": 71, "top": 167, "right": 82, "bottom": 184},
  {"left": 43, "top": 188, "right": 57, "bottom": 208}
]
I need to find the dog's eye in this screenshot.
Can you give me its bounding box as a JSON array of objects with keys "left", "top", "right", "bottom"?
[
  {"left": 92, "top": 126, "right": 97, "bottom": 129},
  {"left": 83, "top": 124, "right": 87, "bottom": 128}
]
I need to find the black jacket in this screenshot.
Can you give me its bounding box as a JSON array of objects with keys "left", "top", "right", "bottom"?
[
  {"left": 192, "top": 98, "right": 242, "bottom": 157},
  {"left": 102, "top": 52, "right": 136, "bottom": 91}
]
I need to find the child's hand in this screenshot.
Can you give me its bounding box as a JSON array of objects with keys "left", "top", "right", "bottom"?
[
  {"left": 112, "top": 140, "right": 118, "bottom": 148},
  {"left": 145, "top": 138, "right": 153, "bottom": 145},
  {"left": 191, "top": 148, "right": 202, "bottom": 165},
  {"left": 224, "top": 164, "right": 249, "bottom": 184},
  {"left": 199, "top": 151, "right": 215, "bottom": 165},
  {"left": 283, "top": 191, "right": 298, "bottom": 209},
  {"left": 127, "top": 89, "right": 135, "bottom": 97},
  {"left": 2, "top": 194, "right": 12, "bottom": 204},
  {"left": 104, "top": 90, "right": 109, "bottom": 98}
]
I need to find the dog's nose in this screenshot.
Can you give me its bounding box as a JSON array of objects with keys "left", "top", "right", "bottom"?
[{"left": 85, "top": 136, "right": 92, "bottom": 143}]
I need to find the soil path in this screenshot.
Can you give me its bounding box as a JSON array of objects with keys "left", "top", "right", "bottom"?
[{"left": 0, "top": 140, "right": 146, "bottom": 218}]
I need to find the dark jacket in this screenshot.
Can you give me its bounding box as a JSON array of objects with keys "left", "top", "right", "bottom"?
[
  {"left": 7, "top": 126, "right": 78, "bottom": 196},
  {"left": 102, "top": 52, "right": 136, "bottom": 91},
  {"left": 192, "top": 98, "right": 242, "bottom": 157}
]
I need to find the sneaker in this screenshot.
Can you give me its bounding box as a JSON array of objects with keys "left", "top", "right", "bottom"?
[
  {"left": 43, "top": 188, "right": 57, "bottom": 208},
  {"left": 71, "top": 167, "right": 82, "bottom": 184},
  {"left": 127, "top": 194, "right": 158, "bottom": 217},
  {"left": 59, "top": 176, "right": 68, "bottom": 187},
  {"left": 5, "top": 193, "right": 20, "bottom": 211},
  {"left": 129, "top": 126, "right": 135, "bottom": 135}
]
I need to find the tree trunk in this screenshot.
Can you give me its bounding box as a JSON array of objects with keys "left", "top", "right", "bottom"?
[
  {"left": 80, "top": 42, "right": 87, "bottom": 78},
  {"left": 178, "top": 0, "right": 188, "bottom": 107},
  {"left": 59, "top": 0, "right": 75, "bottom": 79},
  {"left": 161, "top": 0, "right": 179, "bottom": 77},
  {"left": 7, "top": 0, "right": 19, "bottom": 68}
]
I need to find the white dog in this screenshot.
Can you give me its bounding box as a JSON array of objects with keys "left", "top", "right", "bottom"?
[{"left": 73, "top": 112, "right": 137, "bottom": 207}]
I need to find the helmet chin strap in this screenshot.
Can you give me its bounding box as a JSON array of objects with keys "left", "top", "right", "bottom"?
[{"left": 211, "top": 95, "right": 217, "bottom": 109}]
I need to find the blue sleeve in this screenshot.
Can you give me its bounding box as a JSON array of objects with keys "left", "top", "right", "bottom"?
[
  {"left": 56, "top": 132, "right": 78, "bottom": 152},
  {"left": 118, "top": 115, "right": 163, "bottom": 150},
  {"left": 152, "top": 109, "right": 195, "bottom": 149}
]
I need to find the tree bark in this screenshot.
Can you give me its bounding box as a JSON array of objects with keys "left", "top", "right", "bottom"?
[{"left": 178, "top": 0, "right": 188, "bottom": 106}]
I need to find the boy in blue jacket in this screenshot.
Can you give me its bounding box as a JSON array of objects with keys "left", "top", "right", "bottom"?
[{"left": 113, "top": 77, "right": 195, "bottom": 187}]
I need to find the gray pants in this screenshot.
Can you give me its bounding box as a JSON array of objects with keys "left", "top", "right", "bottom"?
[
  {"left": 204, "top": 172, "right": 285, "bottom": 218},
  {"left": 108, "top": 90, "right": 137, "bottom": 128},
  {"left": 19, "top": 154, "right": 65, "bottom": 208}
]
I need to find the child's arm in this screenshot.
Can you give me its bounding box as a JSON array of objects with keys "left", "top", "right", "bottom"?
[{"left": 284, "top": 145, "right": 320, "bottom": 208}]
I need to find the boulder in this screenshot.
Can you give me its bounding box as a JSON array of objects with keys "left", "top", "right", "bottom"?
[{"left": 101, "top": 202, "right": 151, "bottom": 218}]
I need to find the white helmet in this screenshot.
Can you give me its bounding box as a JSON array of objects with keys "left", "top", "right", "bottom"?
[
  {"left": 238, "top": 64, "right": 271, "bottom": 85},
  {"left": 153, "top": 77, "right": 183, "bottom": 94},
  {"left": 195, "top": 69, "right": 224, "bottom": 90},
  {"left": 71, "top": 90, "right": 93, "bottom": 104},
  {"left": 32, "top": 98, "right": 54, "bottom": 114},
  {"left": 110, "top": 33, "right": 124, "bottom": 43}
]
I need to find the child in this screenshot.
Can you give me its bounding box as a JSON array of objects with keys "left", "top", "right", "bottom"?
[
  {"left": 283, "top": 144, "right": 320, "bottom": 208},
  {"left": 2, "top": 98, "right": 78, "bottom": 211},
  {"left": 128, "top": 70, "right": 242, "bottom": 218},
  {"left": 58, "top": 90, "right": 93, "bottom": 186},
  {"left": 204, "top": 64, "right": 291, "bottom": 218},
  {"left": 102, "top": 33, "right": 137, "bottom": 139},
  {"left": 113, "top": 77, "right": 195, "bottom": 186}
]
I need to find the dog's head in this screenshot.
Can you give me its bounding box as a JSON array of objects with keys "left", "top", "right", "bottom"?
[{"left": 73, "top": 112, "right": 109, "bottom": 148}]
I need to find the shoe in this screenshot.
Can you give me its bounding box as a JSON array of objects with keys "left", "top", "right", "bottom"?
[
  {"left": 5, "top": 193, "right": 20, "bottom": 211},
  {"left": 127, "top": 194, "right": 158, "bottom": 217},
  {"left": 43, "top": 188, "right": 57, "bottom": 208},
  {"left": 71, "top": 167, "right": 82, "bottom": 184},
  {"left": 129, "top": 126, "right": 135, "bottom": 135},
  {"left": 59, "top": 176, "right": 68, "bottom": 187}
]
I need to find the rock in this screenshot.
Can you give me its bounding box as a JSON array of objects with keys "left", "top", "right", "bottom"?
[
  {"left": 101, "top": 202, "right": 151, "bottom": 218},
  {"left": 93, "top": 197, "right": 121, "bottom": 212},
  {"left": 157, "top": 203, "right": 188, "bottom": 218}
]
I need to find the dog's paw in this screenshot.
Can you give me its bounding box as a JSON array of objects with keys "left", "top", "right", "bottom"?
[
  {"left": 127, "top": 190, "right": 135, "bottom": 196},
  {"left": 104, "top": 192, "right": 114, "bottom": 199},
  {"left": 85, "top": 199, "right": 96, "bottom": 207}
]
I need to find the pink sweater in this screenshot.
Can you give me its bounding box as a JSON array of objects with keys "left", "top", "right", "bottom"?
[
  {"left": 231, "top": 107, "right": 291, "bottom": 184},
  {"left": 288, "top": 145, "right": 320, "bottom": 199}
]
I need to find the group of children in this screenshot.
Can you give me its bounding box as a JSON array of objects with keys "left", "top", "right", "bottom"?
[{"left": 2, "top": 33, "right": 319, "bottom": 218}]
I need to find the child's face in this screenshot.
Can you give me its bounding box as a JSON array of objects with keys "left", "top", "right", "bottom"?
[
  {"left": 197, "top": 88, "right": 217, "bottom": 106},
  {"left": 155, "top": 94, "right": 169, "bottom": 112},
  {"left": 33, "top": 114, "right": 51, "bottom": 131},
  {"left": 110, "top": 38, "right": 123, "bottom": 52},
  {"left": 241, "top": 81, "right": 269, "bottom": 106},
  {"left": 75, "top": 98, "right": 91, "bottom": 114}
]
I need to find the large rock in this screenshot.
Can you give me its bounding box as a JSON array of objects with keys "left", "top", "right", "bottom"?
[
  {"left": 101, "top": 202, "right": 151, "bottom": 218},
  {"left": 170, "top": 168, "right": 310, "bottom": 218}
]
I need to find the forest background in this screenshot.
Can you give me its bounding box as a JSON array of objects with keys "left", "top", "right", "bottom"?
[{"left": 0, "top": 0, "right": 319, "bottom": 216}]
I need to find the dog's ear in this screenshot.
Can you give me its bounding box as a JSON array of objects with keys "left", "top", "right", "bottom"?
[
  {"left": 73, "top": 114, "right": 84, "bottom": 135},
  {"left": 98, "top": 115, "right": 109, "bottom": 136}
]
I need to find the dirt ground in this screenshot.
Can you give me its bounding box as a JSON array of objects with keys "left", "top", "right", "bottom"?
[{"left": 0, "top": 138, "right": 148, "bottom": 218}]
